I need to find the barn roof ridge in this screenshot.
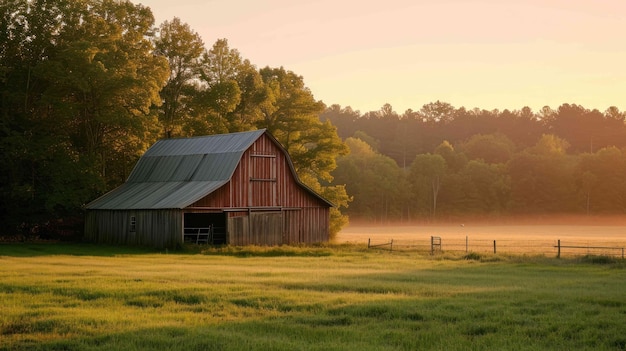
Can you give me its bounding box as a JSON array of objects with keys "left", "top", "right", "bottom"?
[{"left": 142, "top": 129, "right": 266, "bottom": 157}]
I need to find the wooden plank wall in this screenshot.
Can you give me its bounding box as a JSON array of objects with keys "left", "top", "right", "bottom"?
[
  {"left": 85, "top": 209, "right": 182, "bottom": 248},
  {"left": 196, "top": 133, "right": 331, "bottom": 244},
  {"left": 192, "top": 134, "right": 329, "bottom": 210},
  {"left": 226, "top": 208, "right": 329, "bottom": 246}
]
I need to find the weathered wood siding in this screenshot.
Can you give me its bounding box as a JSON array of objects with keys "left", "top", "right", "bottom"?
[
  {"left": 198, "top": 133, "right": 331, "bottom": 245},
  {"left": 226, "top": 208, "right": 329, "bottom": 246},
  {"left": 226, "top": 212, "right": 282, "bottom": 246},
  {"left": 85, "top": 209, "right": 182, "bottom": 248},
  {"left": 192, "top": 134, "right": 329, "bottom": 209}
]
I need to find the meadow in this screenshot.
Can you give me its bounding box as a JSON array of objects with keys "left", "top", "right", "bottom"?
[{"left": 1, "top": 239, "right": 626, "bottom": 351}]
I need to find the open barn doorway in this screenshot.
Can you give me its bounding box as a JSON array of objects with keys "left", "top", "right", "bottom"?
[{"left": 183, "top": 213, "right": 227, "bottom": 245}]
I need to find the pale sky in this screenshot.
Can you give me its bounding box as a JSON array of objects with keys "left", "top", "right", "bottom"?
[{"left": 139, "top": 0, "right": 626, "bottom": 114}]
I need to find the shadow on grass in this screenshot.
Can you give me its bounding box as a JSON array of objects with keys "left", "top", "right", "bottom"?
[
  {"left": 198, "top": 244, "right": 336, "bottom": 258},
  {"left": 0, "top": 242, "right": 342, "bottom": 258},
  {"left": 0, "top": 242, "right": 161, "bottom": 257}
]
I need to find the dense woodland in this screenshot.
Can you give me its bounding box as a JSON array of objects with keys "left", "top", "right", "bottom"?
[
  {"left": 0, "top": 0, "right": 349, "bottom": 237},
  {"left": 1, "top": 1, "right": 625, "bottom": 239},
  {"left": 322, "top": 103, "right": 626, "bottom": 221}
]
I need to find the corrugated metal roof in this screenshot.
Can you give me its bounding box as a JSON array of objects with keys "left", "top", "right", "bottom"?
[
  {"left": 144, "top": 129, "right": 265, "bottom": 156},
  {"left": 86, "top": 130, "right": 265, "bottom": 210},
  {"left": 86, "top": 181, "right": 228, "bottom": 210}
]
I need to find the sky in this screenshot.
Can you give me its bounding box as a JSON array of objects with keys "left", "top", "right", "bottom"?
[{"left": 138, "top": 0, "right": 626, "bottom": 114}]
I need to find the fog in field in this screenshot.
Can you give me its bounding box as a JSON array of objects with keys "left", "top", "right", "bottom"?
[{"left": 337, "top": 215, "right": 626, "bottom": 245}]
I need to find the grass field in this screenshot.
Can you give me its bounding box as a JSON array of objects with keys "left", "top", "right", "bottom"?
[{"left": 1, "top": 241, "right": 626, "bottom": 350}]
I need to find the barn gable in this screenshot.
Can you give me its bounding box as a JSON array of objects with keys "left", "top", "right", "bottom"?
[{"left": 85, "top": 129, "right": 332, "bottom": 248}]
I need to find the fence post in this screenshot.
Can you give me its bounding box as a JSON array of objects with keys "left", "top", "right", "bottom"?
[
  {"left": 390, "top": 239, "right": 393, "bottom": 252},
  {"left": 368, "top": 238, "right": 370, "bottom": 249},
  {"left": 493, "top": 240, "right": 496, "bottom": 254},
  {"left": 557, "top": 239, "right": 560, "bottom": 259},
  {"left": 431, "top": 236, "right": 433, "bottom": 255}
]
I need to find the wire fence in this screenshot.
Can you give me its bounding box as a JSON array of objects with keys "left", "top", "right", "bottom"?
[{"left": 367, "top": 236, "right": 626, "bottom": 259}]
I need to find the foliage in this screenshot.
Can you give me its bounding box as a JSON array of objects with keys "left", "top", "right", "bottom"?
[
  {"left": 154, "top": 17, "right": 205, "bottom": 138},
  {"left": 0, "top": 0, "right": 167, "bottom": 230},
  {"left": 334, "top": 137, "right": 405, "bottom": 222},
  {"left": 459, "top": 133, "right": 516, "bottom": 164},
  {"left": 324, "top": 103, "right": 626, "bottom": 221},
  {"left": 508, "top": 137, "right": 578, "bottom": 213},
  {"left": 408, "top": 153, "right": 446, "bottom": 217}
]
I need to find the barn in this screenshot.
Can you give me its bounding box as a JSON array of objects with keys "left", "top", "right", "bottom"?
[{"left": 84, "top": 129, "right": 332, "bottom": 248}]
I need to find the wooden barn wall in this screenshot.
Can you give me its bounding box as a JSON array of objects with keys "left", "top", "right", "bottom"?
[
  {"left": 192, "top": 134, "right": 329, "bottom": 210},
  {"left": 228, "top": 212, "right": 281, "bottom": 246},
  {"left": 85, "top": 210, "right": 182, "bottom": 248},
  {"left": 193, "top": 133, "right": 330, "bottom": 245},
  {"left": 226, "top": 208, "right": 329, "bottom": 246}
]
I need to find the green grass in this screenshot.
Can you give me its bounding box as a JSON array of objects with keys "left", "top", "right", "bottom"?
[{"left": 1, "top": 243, "right": 625, "bottom": 350}]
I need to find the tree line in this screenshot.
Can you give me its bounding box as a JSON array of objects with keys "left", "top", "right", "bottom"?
[
  {"left": 0, "top": 0, "right": 348, "bottom": 236},
  {"left": 322, "top": 102, "right": 626, "bottom": 221}
]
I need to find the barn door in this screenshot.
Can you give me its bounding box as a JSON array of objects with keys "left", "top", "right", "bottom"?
[
  {"left": 250, "top": 212, "right": 283, "bottom": 245},
  {"left": 283, "top": 210, "right": 299, "bottom": 244}
]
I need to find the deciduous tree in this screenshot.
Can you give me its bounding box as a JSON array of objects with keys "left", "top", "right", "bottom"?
[
  {"left": 0, "top": 0, "right": 168, "bottom": 229},
  {"left": 154, "top": 17, "right": 204, "bottom": 138},
  {"left": 409, "top": 153, "right": 446, "bottom": 217}
]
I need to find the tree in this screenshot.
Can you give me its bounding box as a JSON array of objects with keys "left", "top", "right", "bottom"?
[
  {"left": 227, "top": 59, "right": 265, "bottom": 131},
  {"left": 435, "top": 140, "right": 467, "bottom": 172},
  {"left": 39, "top": 0, "right": 168, "bottom": 181},
  {"left": 461, "top": 133, "right": 516, "bottom": 164},
  {"left": 507, "top": 135, "right": 577, "bottom": 213},
  {"left": 352, "top": 130, "right": 380, "bottom": 151},
  {"left": 419, "top": 100, "right": 455, "bottom": 124},
  {"left": 576, "top": 147, "right": 626, "bottom": 213},
  {"left": 320, "top": 104, "right": 360, "bottom": 139},
  {"left": 333, "top": 137, "right": 405, "bottom": 222},
  {"left": 546, "top": 104, "right": 599, "bottom": 153},
  {"left": 408, "top": 154, "right": 446, "bottom": 218},
  {"left": 0, "top": 0, "right": 168, "bottom": 230},
  {"left": 458, "top": 160, "right": 510, "bottom": 214},
  {"left": 256, "top": 66, "right": 349, "bottom": 235},
  {"left": 187, "top": 38, "right": 244, "bottom": 135},
  {"left": 154, "top": 17, "right": 205, "bottom": 138},
  {"left": 528, "top": 134, "right": 570, "bottom": 156}
]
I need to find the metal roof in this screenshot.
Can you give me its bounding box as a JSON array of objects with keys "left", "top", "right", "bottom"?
[{"left": 86, "top": 130, "right": 266, "bottom": 210}]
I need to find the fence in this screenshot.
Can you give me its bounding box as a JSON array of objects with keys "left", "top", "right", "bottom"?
[
  {"left": 367, "top": 238, "right": 393, "bottom": 251},
  {"left": 367, "top": 236, "right": 625, "bottom": 259}
]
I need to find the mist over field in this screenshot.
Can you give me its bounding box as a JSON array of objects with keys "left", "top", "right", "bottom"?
[{"left": 337, "top": 215, "right": 626, "bottom": 257}]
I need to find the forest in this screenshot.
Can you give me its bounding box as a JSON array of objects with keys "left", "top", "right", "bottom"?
[
  {"left": 322, "top": 102, "right": 626, "bottom": 222},
  {"left": 1, "top": 0, "right": 625, "bottom": 239}
]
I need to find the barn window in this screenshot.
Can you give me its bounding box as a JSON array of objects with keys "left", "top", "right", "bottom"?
[
  {"left": 129, "top": 216, "right": 136, "bottom": 232},
  {"left": 250, "top": 153, "right": 276, "bottom": 182}
]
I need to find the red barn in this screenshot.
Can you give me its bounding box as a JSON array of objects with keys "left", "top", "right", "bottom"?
[{"left": 85, "top": 129, "right": 332, "bottom": 248}]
